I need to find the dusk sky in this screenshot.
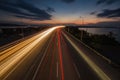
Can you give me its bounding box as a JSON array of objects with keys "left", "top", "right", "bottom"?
[{"left": 0, "top": 0, "right": 120, "bottom": 25}]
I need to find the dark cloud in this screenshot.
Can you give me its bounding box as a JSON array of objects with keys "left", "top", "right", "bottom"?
[
  {"left": 46, "top": 7, "right": 55, "bottom": 13},
  {"left": 97, "top": 0, "right": 106, "bottom": 5},
  {"left": 96, "top": 0, "right": 119, "bottom": 5},
  {"left": 61, "top": 0, "right": 75, "bottom": 3},
  {"left": 97, "top": 8, "right": 120, "bottom": 18},
  {"left": 0, "top": 0, "right": 52, "bottom": 20},
  {"left": 106, "top": 0, "right": 118, "bottom": 5},
  {"left": 90, "top": 11, "right": 97, "bottom": 15},
  {"left": 15, "top": 15, "right": 51, "bottom": 20},
  {"left": 17, "top": 0, "right": 52, "bottom": 20},
  {"left": 87, "top": 21, "right": 120, "bottom": 27}
]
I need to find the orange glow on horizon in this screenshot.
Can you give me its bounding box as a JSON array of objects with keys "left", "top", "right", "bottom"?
[{"left": 12, "top": 16, "right": 116, "bottom": 25}]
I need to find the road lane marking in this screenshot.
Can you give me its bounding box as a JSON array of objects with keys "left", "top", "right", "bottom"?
[
  {"left": 57, "top": 62, "right": 59, "bottom": 78},
  {"left": 73, "top": 63, "right": 81, "bottom": 79}
]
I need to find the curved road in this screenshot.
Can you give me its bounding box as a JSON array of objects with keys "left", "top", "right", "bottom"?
[{"left": 0, "top": 26, "right": 120, "bottom": 80}]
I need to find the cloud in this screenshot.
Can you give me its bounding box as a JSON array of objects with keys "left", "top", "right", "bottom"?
[
  {"left": 87, "top": 21, "right": 120, "bottom": 27},
  {"left": 15, "top": 15, "right": 51, "bottom": 20},
  {"left": 61, "top": 0, "right": 75, "bottom": 3},
  {"left": 97, "top": 8, "right": 120, "bottom": 18},
  {"left": 106, "top": 0, "right": 118, "bottom": 5},
  {"left": 0, "top": 0, "right": 52, "bottom": 20},
  {"left": 90, "top": 11, "right": 97, "bottom": 15},
  {"left": 17, "top": 0, "right": 52, "bottom": 20},
  {"left": 97, "top": 0, "right": 106, "bottom": 5},
  {"left": 96, "top": 0, "right": 119, "bottom": 5},
  {"left": 46, "top": 7, "right": 55, "bottom": 13}
]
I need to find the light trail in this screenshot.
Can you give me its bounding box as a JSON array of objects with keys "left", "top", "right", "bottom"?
[
  {"left": 63, "top": 32, "right": 111, "bottom": 80},
  {"left": 0, "top": 28, "right": 56, "bottom": 62},
  {"left": 57, "top": 29, "right": 64, "bottom": 80},
  {"left": 0, "top": 27, "right": 57, "bottom": 78},
  {"left": 0, "top": 26, "right": 117, "bottom": 80}
]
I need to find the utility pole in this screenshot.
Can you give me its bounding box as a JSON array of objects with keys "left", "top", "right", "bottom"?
[
  {"left": 21, "top": 27, "right": 24, "bottom": 38},
  {"left": 80, "top": 16, "right": 84, "bottom": 41},
  {"left": 21, "top": 18, "right": 24, "bottom": 39}
]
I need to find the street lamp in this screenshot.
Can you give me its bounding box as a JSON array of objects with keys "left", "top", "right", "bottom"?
[
  {"left": 21, "top": 18, "right": 24, "bottom": 39},
  {"left": 80, "top": 16, "right": 84, "bottom": 26},
  {"left": 21, "top": 27, "right": 24, "bottom": 38},
  {"left": 80, "top": 16, "right": 84, "bottom": 41}
]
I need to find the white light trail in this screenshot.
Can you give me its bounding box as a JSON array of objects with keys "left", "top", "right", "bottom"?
[{"left": 0, "top": 27, "right": 57, "bottom": 78}]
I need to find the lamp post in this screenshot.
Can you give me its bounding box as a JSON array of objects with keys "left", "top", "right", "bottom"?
[
  {"left": 21, "top": 27, "right": 24, "bottom": 38},
  {"left": 80, "top": 16, "right": 84, "bottom": 41},
  {"left": 21, "top": 18, "right": 24, "bottom": 39}
]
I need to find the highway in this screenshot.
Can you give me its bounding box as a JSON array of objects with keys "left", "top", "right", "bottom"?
[{"left": 0, "top": 26, "right": 120, "bottom": 80}]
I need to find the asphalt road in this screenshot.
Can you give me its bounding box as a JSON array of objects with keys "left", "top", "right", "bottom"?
[{"left": 0, "top": 26, "right": 120, "bottom": 80}]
